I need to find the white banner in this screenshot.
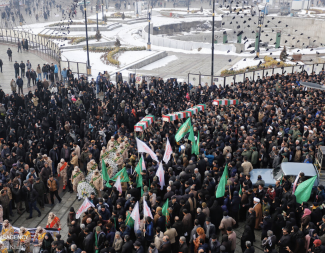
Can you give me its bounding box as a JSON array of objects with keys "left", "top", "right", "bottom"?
[
  {"left": 136, "top": 138, "right": 159, "bottom": 162},
  {"left": 163, "top": 137, "right": 173, "bottom": 164},
  {"left": 76, "top": 198, "right": 95, "bottom": 219}
]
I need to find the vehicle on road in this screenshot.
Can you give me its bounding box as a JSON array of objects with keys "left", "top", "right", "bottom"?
[{"left": 250, "top": 162, "right": 319, "bottom": 187}]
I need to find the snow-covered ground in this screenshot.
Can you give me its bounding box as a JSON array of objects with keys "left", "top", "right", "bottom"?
[
  {"left": 231, "top": 57, "right": 304, "bottom": 71},
  {"left": 140, "top": 55, "right": 178, "bottom": 70},
  {"left": 119, "top": 51, "right": 157, "bottom": 66}
]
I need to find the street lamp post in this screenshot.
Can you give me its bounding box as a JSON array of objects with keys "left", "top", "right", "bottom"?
[
  {"left": 256, "top": 9, "right": 264, "bottom": 58},
  {"left": 188, "top": 0, "right": 190, "bottom": 14},
  {"left": 147, "top": 11, "right": 151, "bottom": 51},
  {"left": 96, "top": 0, "right": 99, "bottom": 31},
  {"left": 211, "top": 0, "right": 215, "bottom": 86},
  {"left": 102, "top": 0, "right": 104, "bottom": 20},
  {"left": 84, "top": 0, "right": 91, "bottom": 76},
  {"left": 136, "top": 1, "right": 139, "bottom": 18}
]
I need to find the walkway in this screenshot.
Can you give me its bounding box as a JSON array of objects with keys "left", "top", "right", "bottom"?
[{"left": 0, "top": 43, "right": 57, "bottom": 94}]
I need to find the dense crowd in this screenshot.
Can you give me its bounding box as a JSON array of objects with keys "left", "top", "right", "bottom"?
[{"left": 0, "top": 65, "right": 324, "bottom": 253}]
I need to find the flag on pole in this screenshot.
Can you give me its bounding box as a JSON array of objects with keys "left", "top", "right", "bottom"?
[
  {"left": 141, "top": 154, "right": 146, "bottom": 171},
  {"left": 192, "top": 132, "right": 200, "bottom": 155},
  {"left": 216, "top": 165, "right": 228, "bottom": 198},
  {"left": 156, "top": 162, "right": 165, "bottom": 190},
  {"left": 125, "top": 212, "right": 134, "bottom": 228},
  {"left": 162, "top": 199, "right": 170, "bottom": 225},
  {"left": 175, "top": 118, "right": 193, "bottom": 142},
  {"left": 114, "top": 175, "right": 122, "bottom": 194},
  {"left": 130, "top": 201, "right": 140, "bottom": 232},
  {"left": 112, "top": 168, "right": 130, "bottom": 182},
  {"left": 136, "top": 138, "right": 159, "bottom": 162},
  {"left": 294, "top": 175, "right": 317, "bottom": 204},
  {"left": 143, "top": 196, "right": 153, "bottom": 219},
  {"left": 76, "top": 198, "right": 95, "bottom": 219},
  {"left": 101, "top": 159, "right": 110, "bottom": 187},
  {"left": 135, "top": 158, "right": 143, "bottom": 188},
  {"left": 163, "top": 137, "right": 173, "bottom": 164},
  {"left": 292, "top": 171, "right": 301, "bottom": 194}
]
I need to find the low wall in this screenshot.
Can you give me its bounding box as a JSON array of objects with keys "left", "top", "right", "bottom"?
[
  {"left": 142, "top": 25, "right": 238, "bottom": 52},
  {"left": 60, "top": 40, "right": 116, "bottom": 50}
]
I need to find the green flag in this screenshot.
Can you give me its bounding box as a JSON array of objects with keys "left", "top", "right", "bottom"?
[
  {"left": 216, "top": 165, "right": 228, "bottom": 198},
  {"left": 239, "top": 184, "right": 242, "bottom": 196},
  {"left": 192, "top": 132, "right": 200, "bottom": 155},
  {"left": 280, "top": 174, "right": 284, "bottom": 185},
  {"left": 135, "top": 157, "right": 143, "bottom": 188},
  {"left": 112, "top": 168, "right": 130, "bottom": 182},
  {"left": 101, "top": 159, "right": 111, "bottom": 187},
  {"left": 188, "top": 126, "right": 195, "bottom": 143},
  {"left": 294, "top": 175, "right": 317, "bottom": 204},
  {"left": 162, "top": 199, "right": 170, "bottom": 225},
  {"left": 175, "top": 118, "right": 193, "bottom": 142},
  {"left": 125, "top": 212, "right": 134, "bottom": 228}
]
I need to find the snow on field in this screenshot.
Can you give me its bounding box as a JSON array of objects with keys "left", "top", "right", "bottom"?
[
  {"left": 119, "top": 51, "right": 157, "bottom": 66},
  {"left": 140, "top": 55, "right": 178, "bottom": 70},
  {"left": 230, "top": 57, "right": 304, "bottom": 71},
  {"left": 61, "top": 50, "right": 118, "bottom": 75}
]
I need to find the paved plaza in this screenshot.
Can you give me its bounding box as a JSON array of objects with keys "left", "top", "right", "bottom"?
[{"left": 0, "top": 43, "right": 57, "bottom": 94}]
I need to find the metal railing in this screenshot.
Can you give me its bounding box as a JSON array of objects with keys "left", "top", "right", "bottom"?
[
  {"left": 0, "top": 29, "right": 61, "bottom": 63},
  {"left": 188, "top": 63, "right": 325, "bottom": 87},
  {"left": 60, "top": 60, "right": 87, "bottom": 78}
]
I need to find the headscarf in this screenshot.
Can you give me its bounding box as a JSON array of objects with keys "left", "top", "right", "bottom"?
[
  {"left": 314, "top": 239, "right": 322, "bottom": 247},
  {"left": 302, "top": 208, "right": 311, "bottom": 218}
]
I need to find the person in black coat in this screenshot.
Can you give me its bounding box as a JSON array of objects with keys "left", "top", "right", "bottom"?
[
  {"left": 157, "top": 211, "right": 166, "bottom": 232},
  {"left": 246, "top": 208, "right": 256, "bottom": 242},
  {"left": 243, "top": 241, "right": 255, "bottom": 253},
  {"left": 82, "top": 228, "right": 94, "bottom": 253},
  {"left": 121, "top": 235, "right": 133, "bottom": 253},
  {"left": 260, "top": 211, "right": 272, "bottom": 240},
  {"left": 241, "top": 226, "right": 254, "bottom": 253},
  {"left": 196, "top": 208, "right": 206, "bottom": 228},
  {"left": 278, "top": 227, "right": 292, "bottom": 253},
  {"left": 230, "top": 191, "right": 241, "bottom": 226}
]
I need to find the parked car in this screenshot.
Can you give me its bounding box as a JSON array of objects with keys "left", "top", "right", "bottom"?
[
  {"left": 77, "top": 1, "right": 90, "bottom": 6},
  {"left": 250, "top": 162, "right": 319, "bottom": 187}
]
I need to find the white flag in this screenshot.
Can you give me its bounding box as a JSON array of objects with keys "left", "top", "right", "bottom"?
[
  {"left": 141, "top": 154, "right": 146, "bottom": 171},
  {"left": 156, "top": 162, "right": 165, "bottom": 190},
  {"left": 76, "top": 198, "right": 95, "bottom": 219},
  {"left": 143, "top": 196, "right": 153, "bottom": 219},
  {"left": 292, "top": 171, "right": 301, "bottom": 194},
  {"left": 114, "top": 175, "right": 122, "bottom": 194},
  {"left": 163, "top": 137, "right": 173, "bottom": 164},
  {"left": 130, "top": 201, "right": 140, "bottom": 232},
  {"left": 136, "top": 138, "right": 159, "bottom": 162}
]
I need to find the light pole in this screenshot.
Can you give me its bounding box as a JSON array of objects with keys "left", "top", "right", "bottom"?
[
  {"left": 136, "top": 0, "right": 139, "bottom": 18},
  {"left": 147, "top": 11, "right": 151, "bottom": 51},
  {"left": 188, "top": 0, "right": 190, "bottom": 14},
  {"left": 256, "top": 9, "right": 264, "bottom": 58},
  {"left": 96, "top": 0, "right": 99, "bottom": 31},
  {"left": 102, "top": 0, "right": 104, "bottom": 20},
  {"left": 84, "top": 0, "right": 91, "bottom": 76},
  {"left": 211, "top": 0, "right": 215, "bottom": 86}
]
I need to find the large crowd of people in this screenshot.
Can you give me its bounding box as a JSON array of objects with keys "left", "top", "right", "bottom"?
[{"left": 0, "top": 59, "right": 324, "bottom": 253}]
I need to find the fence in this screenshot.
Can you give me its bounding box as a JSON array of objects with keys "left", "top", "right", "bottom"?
[
  {"left": 188, "top": 63, "right": 324, "bottom": 87},
  {"left": 0, "top": 29, "right": 61, "bottom": 63},
  {"left": 60, "top": 60, "right": 87, "bottom": 78}
]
